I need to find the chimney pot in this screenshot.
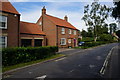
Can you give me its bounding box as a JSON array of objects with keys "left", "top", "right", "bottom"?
[
  {"left": 42, "top": 6, "right": 46, "bottom": 14},
  {"left": 64, "top": 15, "right": 68, "bottom": 22}
]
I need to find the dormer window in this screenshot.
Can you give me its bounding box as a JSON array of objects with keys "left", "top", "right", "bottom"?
[
  {"left": 68, "top": 29, "right": 72, "bottom": 34},
  {"left": 61, "top": 28, "right": 65, "bottom": 34},
  {"left": 0, "top": 15, "right": 7, "bottom": 29}
]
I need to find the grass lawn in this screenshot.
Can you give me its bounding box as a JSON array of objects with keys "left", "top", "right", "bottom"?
[{"left": 3, "top": 54, "right": 65, "bottom": 72}]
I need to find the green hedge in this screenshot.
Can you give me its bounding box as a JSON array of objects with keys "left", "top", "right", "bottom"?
[
  {"left": 83, "top": 42, "right": 106, "bottom": 48},
  {"left": 2, "top": 46, "right": 58, "bottom": 66}
]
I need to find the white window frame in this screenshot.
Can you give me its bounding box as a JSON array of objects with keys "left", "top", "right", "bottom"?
[
  {"left": 60, "top": 38, "right": 66, "bottom": 45},
  {"left": 61, "top": 28, "right": 65, "bottom": 34},
  {"left": 74, "top": 30, "right": 76, "bottom": 35},
  {"left": 0, "top": 15, "right": 7, "bottom": 29},
  {"left": 68, "top": 29, "right": 72, "bottom": 34},
  {"left": 0, "top": 36, "right": 7, "bottom": 48}
]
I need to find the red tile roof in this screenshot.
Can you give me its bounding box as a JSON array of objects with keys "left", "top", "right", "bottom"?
[
  {"left": 45, "top": 14, "right": 77, "bottom": 30},
  {"left": 0, "top": 1, "right": 19, "bottom": 14},
  {"left": 20, "top": 21, "right": 45, "bottom": 35}
]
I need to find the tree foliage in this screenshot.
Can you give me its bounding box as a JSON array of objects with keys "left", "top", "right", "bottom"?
[
  {"left": 116, "top": 30, "right": 120, "bottom": 38},
  {"left": 112, "top": 1, "right": 120, "bottom": 20},
  {"left": 81, "top": 29, "right": 87, "bottom": 37},
  {"left": 109, "top": 23, "right": 117, "bottom": 34},
  {"left": 82, "top": 2, "right": 111, "bottom": 42},
  {"left": 87, "top": 27, "right": 94, "bottom": 37}
]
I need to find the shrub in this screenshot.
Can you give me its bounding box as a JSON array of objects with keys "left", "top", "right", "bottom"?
[
  {"left": 83, "top": 41, "right": 106, "bottom": 48},
  {"left": 99, "top": 34, "right": 114, "bottom": 42},
  {"left": 2, "top": 46, "right": 58, "bottom": 66}
]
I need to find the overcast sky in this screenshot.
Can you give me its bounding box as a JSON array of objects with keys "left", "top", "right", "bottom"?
[{"left": 10, "top": 0, "right": 117, "bottom": 31}]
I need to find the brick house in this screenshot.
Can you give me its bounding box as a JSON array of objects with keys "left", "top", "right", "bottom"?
[
  {"left": 0, "top": 1, "right": 46, "bottom": 48},
  {"left": 0, "top": 1, "right": 79, "bottom": 48},
  {"left": 20, "top": 21, "right": 46, "bottom": 47},
  {"left": 36, "top": 7, "right": 79, "bottom": 48},
  {"left": 0, "top": 1, "right": 20, "bottom": 48}
]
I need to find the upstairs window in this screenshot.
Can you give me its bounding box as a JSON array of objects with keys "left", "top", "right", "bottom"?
[
  {"left": 0, "top": 15, "right": 7, "bottom": 29},
  {"left": 74, "top": 30, "right": 76, "bottom": 35},
  {"left": 0, "top": 36, "right": 7, "bottom": 48},
  {"left": 68, "top": 29, "right": 72, "bottom": 34},
  {"left": 60, "top": 38, "right": 66, "bottom": 45},
  {"left": 61, "top": 28, "right": 65, "bottom": 34},
  {"left": 68, "top": 39, "right": 71, "bottom": 43}
]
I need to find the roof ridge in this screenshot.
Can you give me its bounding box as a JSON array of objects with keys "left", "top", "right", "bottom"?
[
  {"left": 21, "top": 21, "right": 37, "bottom": 25},
  {"left": 46, "top": 14, "right": 66, "bottom": 22}
]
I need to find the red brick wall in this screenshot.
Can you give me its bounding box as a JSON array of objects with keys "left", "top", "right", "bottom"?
[
  {"left": 36, "top": 14, "right": 79, "bottom": 48},
  {"left": 37, "top": 14, "right": 57, "bottom": 46},
  {"left": 1, "top": 12, "right": 20, "bottom": 47},
  {"left": 57, "top": 26, "right": 78, "bottom": 48}
]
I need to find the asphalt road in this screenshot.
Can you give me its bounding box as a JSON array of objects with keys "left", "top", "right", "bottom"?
[
  {"left": 3, "top": 43, "right": 118, "bottom": 79},
  {"left": 104, "top": 43, "right": 120, "bottom": 79}
]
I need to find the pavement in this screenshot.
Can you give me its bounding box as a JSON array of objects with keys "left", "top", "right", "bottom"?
[
  {"left": 58, "top": 48, "right": 77, "bottom": 52},
  {"left": 104, "top": 43, "right": 120, "bottom": 79},
  {"left": 2, "top": 43, "right": 118, "bottom": 80}
]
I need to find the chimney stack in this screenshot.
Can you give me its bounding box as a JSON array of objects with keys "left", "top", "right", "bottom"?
[
  {"left": 64, "top": 15, "right": 68, "bottom": 22},
  {"left": 42, "top": 6, "right": 46, "bottom": 14}
]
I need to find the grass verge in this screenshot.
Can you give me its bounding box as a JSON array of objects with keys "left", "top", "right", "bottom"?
[{"left": 3, "top": 54, "right": 64, "bottom": 72}]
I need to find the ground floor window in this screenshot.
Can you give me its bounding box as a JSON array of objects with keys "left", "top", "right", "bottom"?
[
  {"left": 0, "top": 36, "right": 7, "bottom": 48},
  {"left": 21, "top": 39, "right": 32, "bottom": 47},
  {"left": 34, "top": 39, "right": 42, "bottom": 47},
  {"left": 60, "top": 38, "right": 66, "bottom": 45}
]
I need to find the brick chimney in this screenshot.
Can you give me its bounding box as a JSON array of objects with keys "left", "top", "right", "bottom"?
[
  {"left": 64, "top": 15, "right": 68, "bottom": 22},
  {"left": 42, "top": 6, "right": 46, "bottom": 15}
]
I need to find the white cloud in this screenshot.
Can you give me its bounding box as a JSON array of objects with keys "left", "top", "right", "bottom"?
[
  {"left": 17, "top": 2, "right": 117, "bottom": 31},
  {"left": 19, "top": 2, "right": 87, "bottom": 31}
]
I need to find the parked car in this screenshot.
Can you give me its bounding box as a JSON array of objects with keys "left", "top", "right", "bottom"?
[{"left": 78, "top": 41, "right": 85, "bottom": 46}]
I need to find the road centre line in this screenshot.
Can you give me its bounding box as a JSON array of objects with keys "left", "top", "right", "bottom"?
[
  {"left": 100, "top": 46, "right": 115, "bottom": 75},
  {"left": 35, "top": 75, "right": 47, "bottom": 80}
]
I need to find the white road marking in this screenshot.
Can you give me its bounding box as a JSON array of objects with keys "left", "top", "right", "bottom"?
[
  {"left": 69, "top": 70, "right": 74, "bottom": 73},
  {"left": 55, "top": 57, "right": 66, "bottom": 62},
  {"left": 89, "top": 64, "right": 96, "bottom": 69},
  {"left": 35, "top": 75, "right": 47, "bottom": 80},
  {"left": 100, "top": 46, "right": 115, "bottom": 75}
]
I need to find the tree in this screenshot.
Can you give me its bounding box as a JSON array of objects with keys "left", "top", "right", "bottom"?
[
  {"left": 99, "top": 34, "right": 113, "bottom": 42},
  {"left": 112, "top": 1, "right": 120, "bottom": 20},
  {"left": 81, "top": 29, "right": 87, "bottom": 37},
  {"left": 87, "top": 27, "right": 94, "bottom": 37},
  {"left": 102, "top": 23, "right": 109, "bottom": 34},
  {"left": 82, "top": 1, "right": 111, "bottom": 42},
  {"left": 109, "top": 23, "right": 117, "bottom": 34},
  {"left": 116, "top": 30, "right": 120, "bottom": 38}
]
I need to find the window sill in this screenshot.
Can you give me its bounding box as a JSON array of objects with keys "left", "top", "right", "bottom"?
[{"left": 60, "top": 44, "right": 66, "bottom": 45}]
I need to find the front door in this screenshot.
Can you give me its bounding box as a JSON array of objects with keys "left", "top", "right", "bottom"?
[{"left": 74, "top": 38, "right": 76, "bottom": 47}]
